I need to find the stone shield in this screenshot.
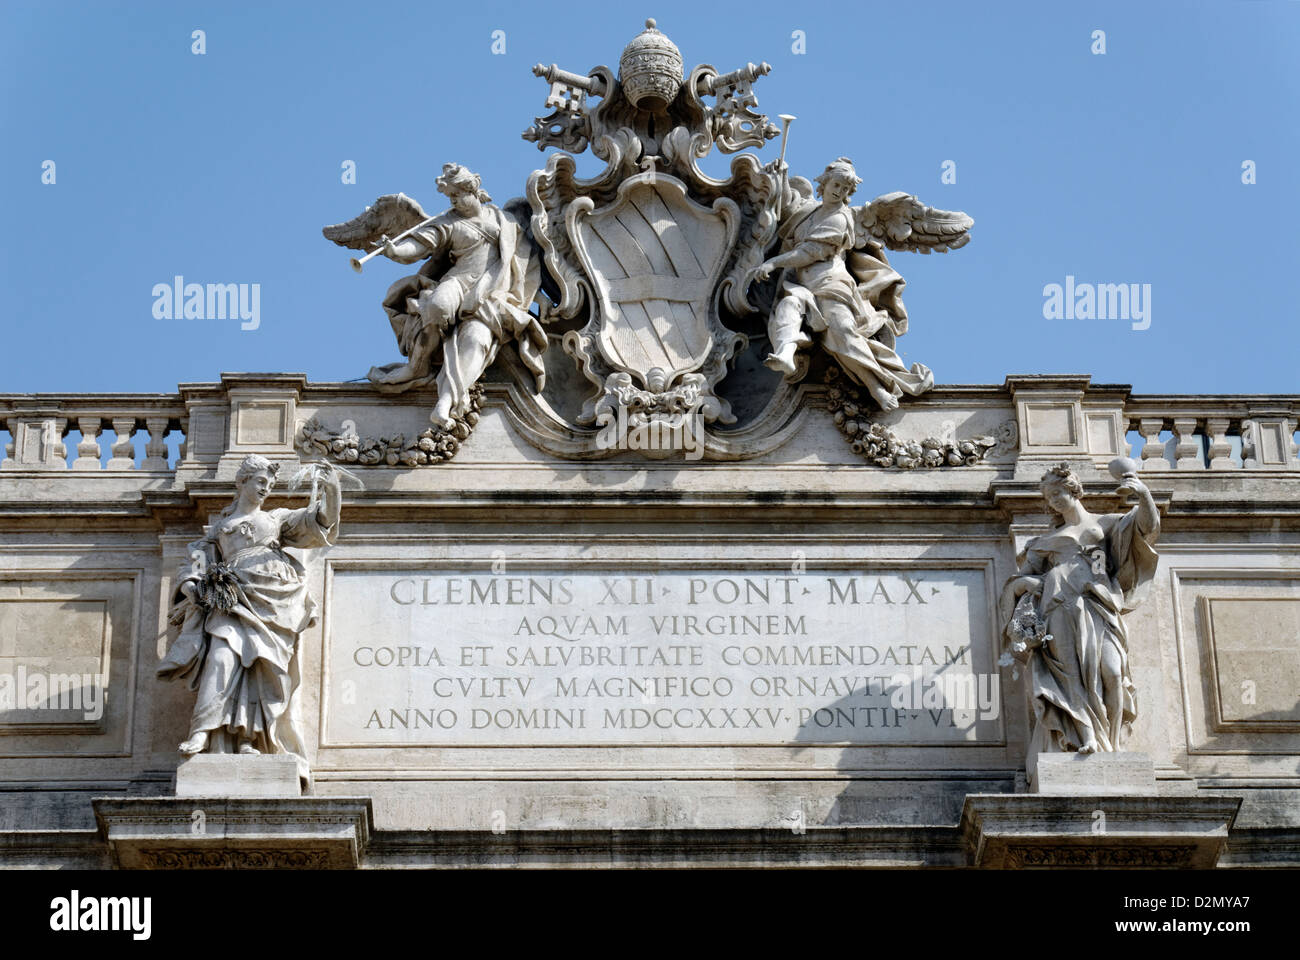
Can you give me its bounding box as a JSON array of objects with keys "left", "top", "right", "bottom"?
[{"left": 565, "top": 172, "right": 740, "bottom": 402}]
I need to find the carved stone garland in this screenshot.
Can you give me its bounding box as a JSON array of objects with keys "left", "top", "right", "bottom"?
[
  {"left": 824, "top": 369, "right": 996, "bottom": 468},
  {"left": 297, "top": 387, "right": 483, "bottom": 466}
]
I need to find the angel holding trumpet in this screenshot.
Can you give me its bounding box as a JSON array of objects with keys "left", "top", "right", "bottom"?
[
  {"left": 753, "top": 155, "right": 973, "bottom": 412},
  {"left": 323, "top": 163, "right": 548, "bottom": 429}
]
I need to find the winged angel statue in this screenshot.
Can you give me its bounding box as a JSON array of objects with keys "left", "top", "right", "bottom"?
[
  {"left": 322, "top": 163, "right": 547, "bottom": 429},
  {"left": 315, "top": 21, "right": 978, "bottom": 464},
  {"left": 755, "top": 158, "right": 972, "bottom": 412}
]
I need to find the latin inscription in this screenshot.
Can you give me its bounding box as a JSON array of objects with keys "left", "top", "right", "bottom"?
[{"left": 323, "top": 568, "right": 1001, "bottom": 746}]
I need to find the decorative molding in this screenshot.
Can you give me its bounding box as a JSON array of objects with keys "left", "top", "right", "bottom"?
[
  {"left": 1004, "top": 844, "right": 1194, "bottom": 868},
  {"left": 139, "top": 848, "right": 330, "bottom": 869},
  {"left": 296, "top": 387, "right": 482, "bottom": 465},
  {"left": 825, "top": 370, "right": 995, "bottom": 468}
]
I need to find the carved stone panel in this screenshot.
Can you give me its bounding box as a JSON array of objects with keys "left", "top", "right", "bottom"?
[
  {"left": 0, "top": 572, "right": 137, "bottom": 753},
  {"left": 1201, "top": 597, "right": 1300, "bottom": 728},
  {"left": 564, "top": 173, "right": 741, "bottom": 426},
  {"left": 318, "top": 560, "right": 1005, "bottom": 752}
]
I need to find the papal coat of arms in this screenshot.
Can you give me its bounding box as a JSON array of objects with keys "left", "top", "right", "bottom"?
[{"left": 315, "top": 19, "right": 981, "bottom": 464}]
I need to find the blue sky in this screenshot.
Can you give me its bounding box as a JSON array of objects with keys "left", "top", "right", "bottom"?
[{"left": 2, "top": 0, "right": 1297, "bottom": 394}]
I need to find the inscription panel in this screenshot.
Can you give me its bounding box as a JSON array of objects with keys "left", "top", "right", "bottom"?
[{"left": 322, "top": 562, "right": 1003, "bottom": 748}]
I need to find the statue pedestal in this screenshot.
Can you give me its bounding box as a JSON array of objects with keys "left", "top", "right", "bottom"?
[
  {"left": 1029, "top": 751, "right": 1157, "bottom": 796},
  {"left": 175, "top": 755, "right": 301, "bottom": 799},
  {"left": 960, "top": 794, "right": 1241, "bottom": 868},
  {"left": 93, "top": 796, "right": 373, "bottom": 869}
]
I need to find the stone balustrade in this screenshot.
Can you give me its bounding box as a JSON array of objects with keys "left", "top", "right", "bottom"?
[
  {"left": 1125, "top": 397, "right": 1300, "bottom": 471},
  {"left": 1003, "top": 375, "right": 1299, "bottom": 478},
  {"left": 0, "top": 395, "right": 187, "bottom": 472},
  {"left": 3, "top": 378, "right": 1298, "bottom": 480}
]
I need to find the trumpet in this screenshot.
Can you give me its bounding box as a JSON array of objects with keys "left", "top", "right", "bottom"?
[
  {"left": 774, "top": 114, "right": 796, "bottom": 218},
  {"left": 349, "top": 215, "right": 440, "bottom": 273}
]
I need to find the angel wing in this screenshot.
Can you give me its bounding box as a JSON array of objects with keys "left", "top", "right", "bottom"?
[
  {"left": 321, "top": 193, "right": 430, "bottom": 251},
  {"left": 502, "top": 196, "right": 533, "bottom": 234},
  {"left": 854, "top": 191, "right": 973, "bottom": 254}
]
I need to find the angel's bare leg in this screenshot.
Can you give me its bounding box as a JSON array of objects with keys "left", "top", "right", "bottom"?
[
  {"left": 763, "top": 296, "right": 811, "bottom": 378},
  {"left": 370, "top": 283, "right": 459, "bottom": 386},
  {"left": 432, "top": 318, "right": 496, "bottom": 428},
  {"left": 867, "top": 380, "right": 900, "bottom": 413}
]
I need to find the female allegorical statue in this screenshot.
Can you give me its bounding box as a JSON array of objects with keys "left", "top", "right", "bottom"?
[
  {"left": 999, "top": 461, "right": 1160, "bottom": 754},
  {"left": 754, "top": 157, "right": 935, "bottom": 412},
  {"left": 158, "top": 455, "right": 340, "bottom": 781}
]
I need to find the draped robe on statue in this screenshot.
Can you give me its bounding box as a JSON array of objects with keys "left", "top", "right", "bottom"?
[
  {"left": 1018, "top": 506, "right": 1160, "bottom": 753},
  {"left": 374, "top": 205, "right": 546, "bottom": 414},
  {"left": 158, "top": 505, "right": 338, "bottom": 782},
  {"left": 770, "top": 196, "right": 934, "bottom": 401}
]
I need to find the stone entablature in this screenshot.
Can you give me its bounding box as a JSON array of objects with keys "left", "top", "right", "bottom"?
[
  {"left": 4, "top": 373, "right": 1297, "bottom": 481},
  {"left": 1, "top": 373, "right": 1298, "bottom": 868},
  {"left": 3, "top": 19, "right": 1298, "bottom": 872}
]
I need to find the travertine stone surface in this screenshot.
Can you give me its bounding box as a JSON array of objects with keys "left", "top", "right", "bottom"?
[
  {"left": 1030, "top": 752, "right": 1157, "bottom": 796},
  {"left": 157, "top": 455, "right": 341, "bottom": 783},
  {"left": 999, "top": 459, "right": 1160, "bottom": 767},
  {"left": 175, "top": 755, "right": 302, "bottom": 799},
  {"left": 961, "top": 793, "right": 1241, "bottom": 869},
  {"left": 93, "top": 797, "right": 371, "bottom": 869},
  {"left": 0, "top": 371, "right": 1297, "bottom": 868},
  {"left": 1, "top": 20, "right": 1298, "bottom": 869}
]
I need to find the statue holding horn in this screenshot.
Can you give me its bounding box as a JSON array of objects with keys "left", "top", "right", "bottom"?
[
  {"left": 323, "top": 163, "right": 548, "bottom": 429},
  {"left": 754, "top": 151, "right": 974, "bottom": 412}
]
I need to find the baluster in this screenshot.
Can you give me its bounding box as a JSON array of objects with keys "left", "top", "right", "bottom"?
[
  {"left": 176, "top": 416, "right": 189, "bottom": 463},
  {"left": 1204, "top": 417, "right": 1234, "bottom": 470},
  {"left": 106, "top": 417, "right": 138, "bottom": 470},
  {"left": 72, "top": 416, "right": 103, "bottom": 470},
  {"left": 1, "top": 416, "right": 14, "bottom": 469},
  {"left": 1137, "top": 418, "right": 1169, "bottom": 471},
  {"left": 53, "top": 418, "right": 68, "bottom": 465},
  {"left": 142, "top": 417, "right": 170, "bottom": 471},
  {"left": 1172, "top": 417, "right": 1203, "bottom": 469},
  {"left": 1241, "top": 419, "right": 1258, "bottom": 468}
]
